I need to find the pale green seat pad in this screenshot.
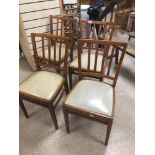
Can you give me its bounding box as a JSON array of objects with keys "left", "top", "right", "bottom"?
[{"left": 65, "top": 80, "right": 113, "bottom": 116}]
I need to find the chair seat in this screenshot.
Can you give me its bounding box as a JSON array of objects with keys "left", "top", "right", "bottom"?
[
  {"left": 19, "top": 71, "right": 64, "bottom": 101},
  {"left": 38, "top": 45, "right": 66, "bottom": 61},
  {"left": 69, "top": 53, "right": 103, "bottom": 72},
  {"left": 65, "top": 80, "right": 113, "bottom": 116}
]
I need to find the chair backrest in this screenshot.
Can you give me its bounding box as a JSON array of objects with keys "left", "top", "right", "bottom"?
[
  {"left": 49, "top": 15, "right": 77, "bottom": 39},
  {"left": 80, "top": 20, "right": 117, "bottom": 41},
  {"left": 77, "top": 39, "right": 127, "bottom": 87},
  {"left": 31, "top": 33, "right": 70, "bottom": 72}
]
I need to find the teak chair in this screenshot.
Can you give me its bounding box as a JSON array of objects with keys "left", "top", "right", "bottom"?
[
  {"left": 49, "top": 15, "right": 79, "bottom": 61},
  {"left": 68, "top": 20, "right": 118, "bottom": 88},
  {"left": 62, "top": 39, "right": 127, "bottom": 145},
  {"left": 19, "top": 33, "right": 70, "bottom": 130}
]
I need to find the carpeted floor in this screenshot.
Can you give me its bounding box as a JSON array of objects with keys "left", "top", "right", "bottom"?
[{"left": 19, "top": 49, "right": 135, "bottom": 155}]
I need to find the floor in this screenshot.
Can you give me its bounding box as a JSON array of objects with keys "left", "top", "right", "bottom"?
[{"left": 19, "top": 9, "right": 135, "bottom": 155}]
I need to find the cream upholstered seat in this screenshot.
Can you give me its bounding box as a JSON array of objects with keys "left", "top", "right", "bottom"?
[
  {"left": 38, "top": 45, "right": 66, "bottom": 61},
  {"left": 19, "top": 71, "right": 64, "bottom": 101},
  {"left": 69, "top": 53, "right": 103, "bottom": 72},
  {"left": 65, "top": 80, "right": 113, "bottom": 116}
]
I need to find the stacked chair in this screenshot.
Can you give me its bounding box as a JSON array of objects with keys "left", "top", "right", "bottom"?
[
  {"left": 19, "top": 14, "right": 127, "bottom": 145},
  {"left": 49, "top": 15, "right": 79, "bottom": 61}
]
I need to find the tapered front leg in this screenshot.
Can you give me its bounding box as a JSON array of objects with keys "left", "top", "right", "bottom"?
[
  {"left": 48, "top": 104, "right": 58, "bottom": 130},
  {"left": 19, "top": 98, "right": 29, "bottom": 118},
  {"left": 105, "top": 121, "right": 113, "bottom": 145},
  {"left": 63, "top": 108, "right": 70, "bottom": 133}
]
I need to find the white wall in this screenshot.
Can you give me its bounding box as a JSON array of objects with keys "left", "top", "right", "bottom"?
[{"left": 19, "top": 0, "right": 61, "bottom": 70}]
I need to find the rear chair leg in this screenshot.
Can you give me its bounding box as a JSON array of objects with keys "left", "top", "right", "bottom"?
[
  {"left": 64, "top": 79, "right": 69, "bottom": 95},
  {"left": 70, "top": 43, "right": 74, "bottom": 61},
  {"left": 105, "top": 121, "right": 113, "bottom": 145},
  {"left": 69, "top": 70, "right": 73, "bottom": 89},
  {"left": 48, "top": 104, "right": 58, "bottom": 130},
  {"left": 19, "top": 99, "right": 29, "bottom": 118},
  {"left": 99, "top": 77, "right": 103, "bottom": 82},
  {"left": 115, "top": 48, "right": 119, "bottom": 64},
  {"left": 63, "top": 108, "right": 70, "bottom": 133}
]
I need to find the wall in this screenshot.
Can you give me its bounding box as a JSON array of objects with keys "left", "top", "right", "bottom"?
[{"left": 19, "top": 0, "right": 62, "bottom": 70}]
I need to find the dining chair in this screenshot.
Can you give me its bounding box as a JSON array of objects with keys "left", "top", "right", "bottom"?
[
  {"left": 19, "top": 33, "right": 70, "bottom": 130},
  {"left": 68, "top": 20, "right": 118, "bottom": 88},
  {"left": 62, "top": 39, "right": 127, "bottom": 145},
  {"left": 49, "top": 15, "right": 79, "bottom": 61}
]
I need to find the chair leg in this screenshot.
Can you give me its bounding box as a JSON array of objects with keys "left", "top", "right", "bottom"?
[
  {"left": 63, "top": 108, "right": 70, "bottom": 133},
  {"left": 70, "top": 52, "right": 73, "bottom": 62},
  {"left": 128, "top": 35, "right": 131, "bottom": 41},
  {"left": 36, "top": 65, "right": 41, "bottom": 71},
  {"left": 69, "top": 70, "right": 73, "bottom": 89},
  {"left": 64, "top": 79, "right": 69, "bottom": 95},
  {"left": 19, "top": 99, "right": 29, "bottom": 118},
  {"left": 105, "top": 121, "right": 113, "bottom": 145},
  {"left": 70, "top": 44, "right": 74, "bottom": 61},
  {"left": 48, "top": 104, "right": 58, "bottom": 130},
  {"left": 115, "top": 48, "right": 119, "bottom": 64},
  {"left": 99, "top": 77, "right": 103, "bottom": 82}
]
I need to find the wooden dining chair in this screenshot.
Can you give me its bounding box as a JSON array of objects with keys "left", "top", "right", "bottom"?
[
  {"left": 62, "top": 39, "right": 127, "bottom": 145},
  {"left": 68, "top": 20, "right": 118, "bottom": 88},
  {"left": 49, "top": 15, "right": 79, "bottom": 61},
  {"left": 19, "top": 33, "right": 70, "bottom": 130}
]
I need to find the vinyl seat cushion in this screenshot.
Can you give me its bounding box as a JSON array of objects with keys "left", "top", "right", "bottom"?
[
  {"left": 19, "top": 71, "right": 64, "bottom": 101},
  {"left": 65, "top": 80, "right": 113, "bottom": 116}
]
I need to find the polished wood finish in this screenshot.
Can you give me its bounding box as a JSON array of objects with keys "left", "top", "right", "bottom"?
[
  {"left": 62, "top": 39, "right": 127, "bottom": 145},
  {"left": 19, "top": 98, "right": 29, "bottom": 118},
  {"left": 69, "top": 20, "right": 117, "bottom": 88},
  {"left": 49, "top": 15, "right": 79, "bottom": 60},
  {"left": 20, "top": 33, "right": 70, "bottom": 130}
]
